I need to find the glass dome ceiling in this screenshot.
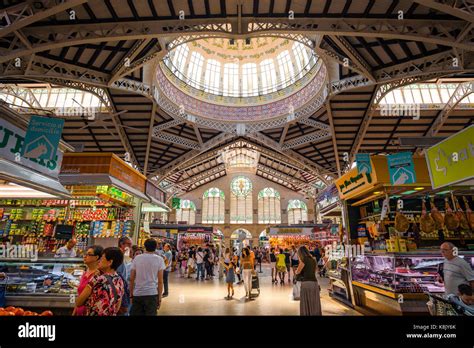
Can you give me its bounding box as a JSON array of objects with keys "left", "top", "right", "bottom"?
[{"left": 163, "top": 37, "right": 318, "bottom": 98}]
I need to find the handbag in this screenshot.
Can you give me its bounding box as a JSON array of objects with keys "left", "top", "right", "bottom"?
[{"left": 292, "top": 281, "right": 301, "bottom": 300}]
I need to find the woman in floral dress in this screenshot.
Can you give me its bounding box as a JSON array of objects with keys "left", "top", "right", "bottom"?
[{"left": 75, "top": 247, "right": 125, "bottom": 316}]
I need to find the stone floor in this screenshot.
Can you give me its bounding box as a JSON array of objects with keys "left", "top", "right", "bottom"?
[{"left": 159, "top": 264, "right": 361, "bottom": 316}]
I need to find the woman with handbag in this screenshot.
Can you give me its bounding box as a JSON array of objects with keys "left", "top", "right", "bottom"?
[
  {"left": 295, "top": 245, "right": 322, "bottom": 316},
  {"left": 241, "top": 247, "right": 254, "bottom": 300}
]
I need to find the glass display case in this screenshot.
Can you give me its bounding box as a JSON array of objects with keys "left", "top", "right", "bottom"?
[
  {"left": 350, "top": 251, "right": 474, "bottom": 315},
  {"left": 0, "top": 258, "right": 84, "bottom": 312},
  {"left": 352, "top": 252, "right": 474, "bottom": 294}
]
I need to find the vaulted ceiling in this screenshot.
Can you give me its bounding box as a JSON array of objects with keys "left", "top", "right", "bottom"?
[{"left": 1, "top": 0, "right": 473, "bottom": 196}]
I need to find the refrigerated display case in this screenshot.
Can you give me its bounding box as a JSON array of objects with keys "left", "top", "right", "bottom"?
[
  {"left": 0, "top": 258, "right": 84, "bottom": 314},
  {"left": 351, "top": 251, "right": 474, "bottom": 315}
]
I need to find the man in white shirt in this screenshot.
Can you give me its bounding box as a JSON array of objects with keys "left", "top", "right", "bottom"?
[
  {"left": 54, "top": 239, "right": 77, "bottom": 258},
  {"left": 439, "top": 242, "right": 474, "bottom": 296},
  {"left": 129, "top": 239, "right": 165, "bottom": 316}
]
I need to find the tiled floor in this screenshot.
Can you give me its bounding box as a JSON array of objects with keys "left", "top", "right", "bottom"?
[{"left": 159, "top": 264, "right": 361, "bottom": 316}]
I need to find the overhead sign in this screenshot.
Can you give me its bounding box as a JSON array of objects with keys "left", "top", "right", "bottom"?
[
  {"left": 172, "top": 197, "right": 181, "bottom": 209},
  {"left": 316, "top": 184, "right": 339, "bottom": 210},
  {"left": 22, "top": 116, "right": 64, "bottom": 161},
  {"left": 387, "top": 152, "right": 416, "bottom": 185},
  {"left": 425, "top": 125, "right": 474, "bottom": 189},
  {"left": 269, "top": 227, "right": 313, "bottom": 235},
  {"left": 334, "top": 167, "right": 375, "bottom": 199},
  {"left": 0, "top": 118, "right": 63, "bottom": 177},
  {"left": 355, "top": 153, "right": 372, "bottom": 175}
]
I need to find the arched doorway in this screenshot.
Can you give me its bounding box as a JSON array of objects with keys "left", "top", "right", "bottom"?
[
  {"left": 259, "top": 229, "right": 269, "bottom": 248},
  {"left": 230, "top": 228, "right": 253, "bottom": 252}
]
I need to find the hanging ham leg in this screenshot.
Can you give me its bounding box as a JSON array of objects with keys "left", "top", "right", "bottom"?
[
  {"left": 455, "top": 196, "right": 470, "bottom": 230},
  {"left": 420, "top": 198, "right": 435, "bottom": 234},
  {"left": 444, "top": 197, "right": 460, "bottom": 230},
  {"left": 430, "top": 196, "right": 444, "bottom": 230},
  {"left": 462, "top": 196, "right": 474, "bottom": 231}
]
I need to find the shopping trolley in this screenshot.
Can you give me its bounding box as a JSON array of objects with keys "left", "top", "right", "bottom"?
[{"left": 426, "top": 293, "right": 472, "bottom": 316}]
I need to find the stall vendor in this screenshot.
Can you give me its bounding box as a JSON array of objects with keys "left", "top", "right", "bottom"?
[{"left": 55, "top": 239, "right": 77, "bottom": 258}]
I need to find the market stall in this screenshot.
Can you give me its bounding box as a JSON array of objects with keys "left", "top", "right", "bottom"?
[
  {"left": 59, "top": 153, "right": 149, "bottom": 249},
  {"left": 0, "top": 115, "right": 74, "bottom": 257},
  {"left": 335, "top": 149, "right": 474, "bottom": 314},
  {"left": 268, "top": 224, "right": 338, "bottom": 250}
]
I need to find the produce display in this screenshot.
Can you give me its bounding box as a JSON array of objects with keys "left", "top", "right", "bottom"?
[{"left": 0, "top": 307, "right": 53, "bottom": 316}]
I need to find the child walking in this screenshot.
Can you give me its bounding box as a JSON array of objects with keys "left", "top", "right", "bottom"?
[{"left": 222, "top": 260, "right": 236, "bottom": 300}]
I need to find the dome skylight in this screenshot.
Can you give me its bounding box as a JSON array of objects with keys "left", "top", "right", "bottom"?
[{"left": 163, "top": 37, "right": 318, "bottom": 98}]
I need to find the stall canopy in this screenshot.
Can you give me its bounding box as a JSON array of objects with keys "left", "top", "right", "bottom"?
[
  {"left": 59, "top": 173, "right": 149, "bottom": 202},
  {"left": 0, "top": 159, "right": 70, "bottom": 198}
]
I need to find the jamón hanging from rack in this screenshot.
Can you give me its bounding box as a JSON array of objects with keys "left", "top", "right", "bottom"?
[
  {"left": 394, "top": 199, "right": 409, "bottom": 233},
  {"left": 462, "top": 196, "right": 474, "bottom": 231},
  {"left": 430, "top": 196, "right": 444, "bottom": 230},
  {"left": 454, "top": 196, "right": 470, "bottom": 230},
  {"left": 420, "top": 198, "right": 435, "bottom": 234},
  {"left": 444, "top": 197, "right": 460, "bottom": 230}
]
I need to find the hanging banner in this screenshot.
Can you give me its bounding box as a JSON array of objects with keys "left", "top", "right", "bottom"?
[
  {"left": 0, "top": 118, "right": 63, "bottom": 177},
  {"left": 387, "top": 152, "right": 416, "bottom": 185},
  {"left": 425, "top": 125, "right": 474, "bottom": 189},
  {"left": 22, "top": 116, "right": 64, "bottom": 161},
  {"left": 172, "top": 197, "right": 181, "bottom": 209},
  {"left": 355, "top": 153, "right": 372, "bottom": 175}
]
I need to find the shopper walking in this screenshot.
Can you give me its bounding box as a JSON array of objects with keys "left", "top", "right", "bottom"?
[
  {"left": 222, "top": 260, "right": 236, "bottom": 299},
  {"left": 284, "top": 248, "right": 291, "bottom": 283},
  {"left": 162, "top": 244, "right": 172, "bottom": 297},
  {"left": 295, "top": 245, "right": 322, "bottom": 316},
  {"left": 72, "top": 245, "right": 103, "bottom": 316},
  {"left": 116, "top": 236, "right": 132, "bottom": 315},
  {"left": 270, "top": 248, "right": 277, "bottom": 283},
  {"left": 439, "top": 242, "right": 474, "bottom": 296},
  {"left": 204, "top": 248, "right": 212, "bottom": 280},
  {"left": 276, "top": 249, "right": 287, "bottom": 285},
  {"left": 290, "top": 245, "right": 299, "bottom": 283},
  {"left": 195, "top": 247, "right": 205, "bottom": 280},
  {"left": 241, "top": 247, "right": 254, "bottom": 300},
  {"left": 129, "top": 239, "right": 165, "bottom": 316},
  {"left": 187, "top": 246, "right": 196, "bottom": 278},
  {"left": 75, "top": 247, "right": 125, "bottom": 316}
]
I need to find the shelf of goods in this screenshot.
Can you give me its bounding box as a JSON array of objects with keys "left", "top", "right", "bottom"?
[
  {"left": 0, "top": 198, "right": 135, "bottom": 256},
  {"left": 0, "top": 258, "right": 84, "bottom": 315},
  {"left": 326, "top": 249, "right": 353, "bottom": 307},
  {"left": 351, "top": 252, "right": 474, "bottom": 315}
]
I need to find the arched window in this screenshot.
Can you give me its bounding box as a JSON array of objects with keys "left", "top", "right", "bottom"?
[
  {"left": 277, "top": 51, "right": 295, "bottom": 88},
  {"left": 170, "top": 43, "right": 189, "bottom": 80},
  {"left": 203, "top": 59, "right": 221, "bottom": 94},
  {"left": 242, "top": 63, "right": 258, "bottom": 97},
  {"left": 202, "top": 187, "right": 225, "bottom": 224},
  {"left": 260, "top": 59, "right": 277, "bottom": 94},
  {"left": 230, "top": 176, "right": 253, "bottom": 224},
  {"left": 187, "top": 52, "right": 204, "bottom": 88},
  {"left": 223, "top": 63, "right": 239, "bottom": 96},
  {"left": 287, "top": 199, "right": 308, "bottom": 225},
  {"left": 175, "top": 199, "right": 196, "bottom": 224},
  {"left": 258, "top": 187, "right": 281, "bottom": 224}
]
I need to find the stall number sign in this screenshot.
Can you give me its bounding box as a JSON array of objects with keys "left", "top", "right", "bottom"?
[
  {"left": 0, "top": 118, "right": 63, "bottom": 177},
  {"left": 426, "top": 125, "right": 474, "bottom": 189}
]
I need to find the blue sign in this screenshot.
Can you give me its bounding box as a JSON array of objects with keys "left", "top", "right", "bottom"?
[
  {"left": 22, "top": 116, "right": 64, "bottom": 161},
  {"left": 355, "top": 153, "right": 372, "bottom": 174},
  {"left": 387, "top": 152, "right": 417, "bottom": 185}
]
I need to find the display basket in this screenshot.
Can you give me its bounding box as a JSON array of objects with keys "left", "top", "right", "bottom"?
[{"left": 426, "top": 293, "right": 467, "bottom": 316}]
